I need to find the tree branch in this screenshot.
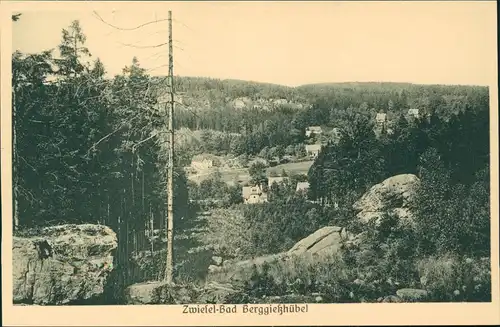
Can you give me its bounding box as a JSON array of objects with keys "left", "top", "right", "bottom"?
[
  {"left": 132, "top": 133, "right": 158, "bottom": 152},
  {"left": 93, "top": 11, "right": 168, "bottom": 31},
  {"left": 86, "top": 125, "right": 124, "bottom": 156}
]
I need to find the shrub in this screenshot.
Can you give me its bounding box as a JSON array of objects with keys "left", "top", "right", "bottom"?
[
  {"left": 233, "top": 253, "right": 371, "bottom": 303},
  {"left": 417, "top": 254, "right": 491, "bottom": 302},
  {"left": 197, "top": 207, "right": 255, "bottom": 260}
]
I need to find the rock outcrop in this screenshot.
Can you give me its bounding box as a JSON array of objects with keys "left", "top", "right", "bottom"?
[
  {"left": 199, "top": 174, "right": 424, "bottom": 302},
  {"left": 206, "top": 226, "right": 350, "bottom": 286},
  {"left": 207, "top": 252, "right": 287, "bottom": 287},
  {"left": 353, "top": 174, "right": 420, "bottom": 226},
  {"left": 13, "top": 224, "right": 117, "bottom": 305},
  {"left": 287, "top": 226, "right": 350, "bottom": 257}
]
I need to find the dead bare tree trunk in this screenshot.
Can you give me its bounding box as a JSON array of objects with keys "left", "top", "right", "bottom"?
[{"left": 12, "top": 89, "right": 19, "bottom": 231}]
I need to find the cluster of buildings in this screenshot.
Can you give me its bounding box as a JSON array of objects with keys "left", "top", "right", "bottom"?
[
  {"left": 302, "top": 108, "right": 422, "bottom": 164},
  {"left": 194, "top": 108, "right": 424, "bottom": 205},
  {"left": 304, "top": 126, "right": 324, "bottom": 159},
  {"left": 241, "top": 177, "right": 311, "bottom": 204},
  {"left": 375, "top": 108, "right": 421, "bottom": 125}
]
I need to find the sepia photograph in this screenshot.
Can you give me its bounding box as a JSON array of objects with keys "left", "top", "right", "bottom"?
[{"left": 1, "top": 0, "right": 499, "bottom": 326}]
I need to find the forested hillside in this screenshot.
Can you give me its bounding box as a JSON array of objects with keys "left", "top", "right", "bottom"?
[
  {"left": 11, "top": 17, "right": 491, "bottom": 303},
  {"left": 153, "top": 74, "right": 488, "bottom": 166}
]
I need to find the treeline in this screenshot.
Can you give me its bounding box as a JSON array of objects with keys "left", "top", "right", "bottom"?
[
  {"left": 12, "top": 20, "right": 192, "bottom": 283},
  {"left": 200, "top": 90, "right": 490, "bottom": 302},
  {"left": 201, "top": 96, "right": 490, "bottom": 261},
  {"left": 176, "top": 122, "right": 305, "bottom": 165},
  {"left": 157, "top": 76, "right": 488, "bottom": 162},
  {"left": 308, "top": 103, "right": 490, "bottom": 257}
]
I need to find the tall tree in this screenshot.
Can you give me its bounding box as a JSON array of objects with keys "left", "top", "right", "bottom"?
[{"left": 56, "top": 20, "right": 91, "bottom": 78}]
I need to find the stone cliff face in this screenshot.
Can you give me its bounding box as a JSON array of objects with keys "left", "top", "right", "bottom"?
[
  {"left": 12, "top": 224, "right": 117, "bottom": 305},
  {"left": 353, "top": 174, "right": 420, "bottom": 226}
]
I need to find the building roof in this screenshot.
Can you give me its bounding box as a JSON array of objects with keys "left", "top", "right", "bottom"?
[
  {"left": 242, "top": 185, "right": 263, "bottom": 199},
  {"left": 296, "top": 182, "right": 310, "bottom": 192},
  {"left": 376, "top": 113, "right": 387, "bottom": 120},
  {"left": 408, "top": 108, "right": 419, "bottom": 115},
  {"left": 305, "top": 144, "right": 322, "bottom": 152}
]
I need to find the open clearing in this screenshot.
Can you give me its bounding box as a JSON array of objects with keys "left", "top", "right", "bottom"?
[
  {"left": 187, "top": 167, "right": 251, "bottom": 185},
  {"left": 187, "top": 160, "right": 314, "bottom": 185},
  {"left": 266, "top": 160, "right": 314, "bottom": 176}
]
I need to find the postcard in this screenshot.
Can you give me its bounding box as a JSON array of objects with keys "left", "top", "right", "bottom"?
[{"left": 1, "top": 1, "right": 499, "bottom": 326}]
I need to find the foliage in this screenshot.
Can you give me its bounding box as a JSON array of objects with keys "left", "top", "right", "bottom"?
[
  {"left": 12, "top": 21, "right": 192, "bottom": 286},
  {"left": 417, "top": 255, "right": 491, "bottom": 302},
  {"left": 13, "top": 17, "right": 491, "bottom": 297},
  {"left": 188, "top": 172, "right": 243, "bottom": 207},
  {"left": 196, "top": 207, "right": 254, "bottom": 260},
  {"left": 248, "top": 161, "right": 267, "bottom": 185},
  {"left": 413, "top": 149, "right": 490, "bottom": 257},
  {"left": 308, "top": 111, "right": 386, "bottom": 209},
  {"left": 230, "top": 210, "right": 491, "bottom": 304}
]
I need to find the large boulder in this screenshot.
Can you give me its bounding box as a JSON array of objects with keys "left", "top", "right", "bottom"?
[
  {"left": 353, "top": 174, "right": 420, "bottom": 226},
  {"left": 206, "top": 252, "right": 287, "bottom": 287},
  {"left": 13, "top": 224, "right": 117, "bottom": 305},
  {"left": 287, "top": 226, "right": 350, "bottom": 257},
  {"left": 206, "top": 226, "right": 350, "bottom": 286}
]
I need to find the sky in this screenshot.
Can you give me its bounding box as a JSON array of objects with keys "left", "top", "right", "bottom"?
[{"left": 10, "top": 1, "right": 497, "bottom": 87}]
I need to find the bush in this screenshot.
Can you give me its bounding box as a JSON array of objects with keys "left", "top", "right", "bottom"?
[
  {"left": 417, "top": 255, "right": 491, "bottom": 302},
  {"left": 231, "top": 253, "right": 388, "bottom": 303},
  {"left": 197, "top": 207, "right": 255, "bottom": 260}
]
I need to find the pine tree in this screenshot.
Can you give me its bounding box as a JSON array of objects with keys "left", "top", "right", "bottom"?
[{"left": 56, "top": 20, "right": 91, "bottom": 78}]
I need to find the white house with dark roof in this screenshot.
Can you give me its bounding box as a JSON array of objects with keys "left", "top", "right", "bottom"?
[
  {"left": 242, "top": 185, "right": 268, "bottom": 204},
  {"left": 305, "top": 126, "right": 323, "bottom": 138},
  {"left": 305, "top": 144, "right": 322, "bottom": 159}
]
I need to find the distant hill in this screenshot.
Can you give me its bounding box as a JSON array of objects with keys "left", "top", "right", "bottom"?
[
  {"left": 150, "top": 75, "right": 488, "bottom": 127},
  {"left": 151, "top": 75, "right": 310, "bottom": 113}
]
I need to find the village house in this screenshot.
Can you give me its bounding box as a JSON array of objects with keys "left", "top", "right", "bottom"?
[
  {"left": 268, "top": 176, "right": 289, "bottom": 188},
  {"left": 408, "top": 108, "right": 420, "bottom": 119},
  {"left": 190, "top": 154, "right": 217, "bottom": 171},
  {"left": 376, "top": 112, "right": 387, "bottom": 124},
  {"left": 305, "top": 144, "right": 322, "bottom": 159},
  {"left": 242, "top": 185, "right": 268, "bottom": 204},
  {"left": 305, "top": 126, "right": 323, "bottom": 138},
  {"left": 296, "top": 181, "right": 310, "bottom": 193}
]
